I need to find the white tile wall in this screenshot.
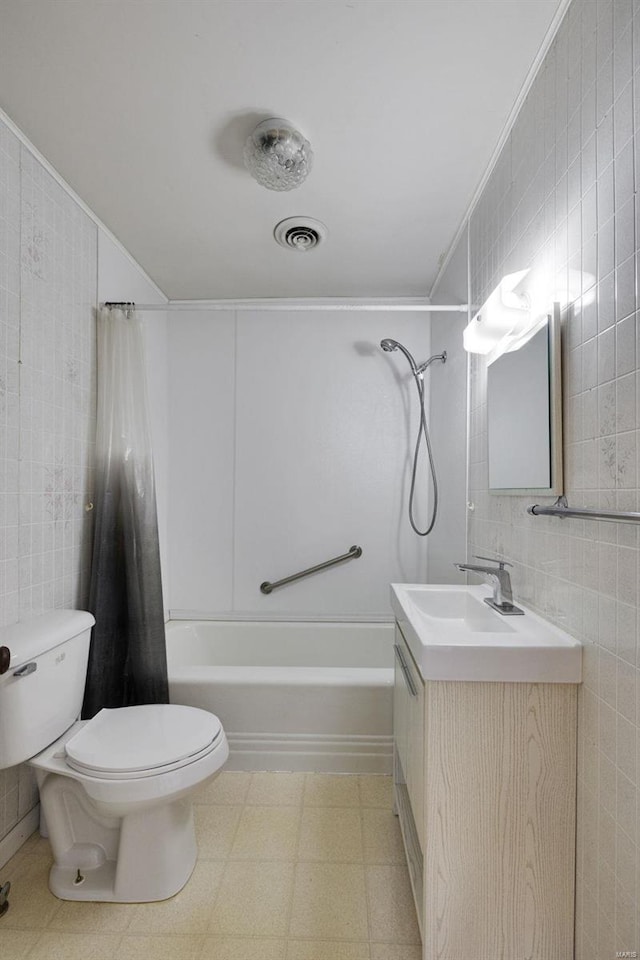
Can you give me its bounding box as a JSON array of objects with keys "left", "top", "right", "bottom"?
[
  {"left": 455, "top": 1, "right": 640, "bottom": 955},
  {"left": 0, "top": 118, "right": 97, "bottom": 845}
]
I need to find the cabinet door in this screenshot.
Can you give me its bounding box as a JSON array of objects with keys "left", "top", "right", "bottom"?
[{"left": 394, "top": 626, "right": 425, "bottom": 850}]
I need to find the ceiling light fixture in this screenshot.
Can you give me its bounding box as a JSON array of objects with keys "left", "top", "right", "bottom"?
[{"left": 243, "top": 118, "right": 313, "bottom": 191}]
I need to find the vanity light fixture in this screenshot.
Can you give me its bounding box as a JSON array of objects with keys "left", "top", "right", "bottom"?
[
  {"left": 463, "top": 270, "right": 531, "bottom": 359},
  {"left": 465, "top": 265, "right": 598, "bottom": 362}
]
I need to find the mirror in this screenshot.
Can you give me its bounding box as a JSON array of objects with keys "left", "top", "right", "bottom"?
[{"left": 487, "top": 306, "right": 562, "bottom": 494}]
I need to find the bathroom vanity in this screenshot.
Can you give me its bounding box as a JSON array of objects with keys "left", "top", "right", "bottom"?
[{"left": 391, "top": 584, "right": 581, "bottom": 960}]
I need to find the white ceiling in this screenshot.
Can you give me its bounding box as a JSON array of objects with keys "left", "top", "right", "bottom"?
[{"left": 0, "top": 0, "right": 562, "bottom": 300}]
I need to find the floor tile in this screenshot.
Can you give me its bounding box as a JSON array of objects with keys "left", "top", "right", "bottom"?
[
  {"left": 358, "top": 776, "right": 393, "bottom": 809},
  {"left": 362, "top": 809, "right": 405, "bottom": 864},
  {"left": 289, "top": 862, "right": 369, "bottom": 941},
  {"left": 297, "top": 807, "right": 363, "bottom": 862},
  {"left": 25, "top": 932, "right": 123, "bottom": 960},
  {"left": 47, "top": 899, "right": 133, "bottom": 933},
  {"left": 230, "top": 806, "right": 301, "bottom": 860},
  {"left": 0, "top": 930, "right": 39, "bottom": 958},
  {"left": 246, "top": 772, "right": 305, "bottom": 805},
  {"left": 195, "top": 772, "right": 252, "bottom": 806},
  {"left": 0, "top": 774, "right": 417, "bottom": 960},
  {"left": 194, "top": 805, "right": 243, "bottom": 858},
  {"left": 208, "top": 860, "right": 294, "bottom": 937},
  {"left": 0, "top": 855, "right": 60, "bottom": 930},
  {"left": 118, "top": 935, "right": 204, "bottom": 959},
  {"left": 303, "top": 774, "right": 360, "bottom": 807},
  {"left": 12, "top": 832, "right": 53, "bottom": 863},
  {"left": 365, "top": 865, "right": 421, "bottom": 944},
  {"left": 200, "top": 937, "right": 286, "bottom": 959},
  {"left": 370, "top": 944, "right": 422, "bottom": 960},
  {"left": 286, "top": 940, "right": 371, "bottom": 959},
  {"left": 127, "top": 861, "right": 224, "bottom": 935}
]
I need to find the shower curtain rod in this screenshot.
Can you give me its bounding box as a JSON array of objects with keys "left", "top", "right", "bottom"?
[{"left": 103, "top": 300, "right": 469, "bottom": 313}]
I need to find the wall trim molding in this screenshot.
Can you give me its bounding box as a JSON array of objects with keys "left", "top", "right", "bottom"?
[
  {"left": 429, "top": 0, "right": 572, "bottom": 300},
  {"left": 0, "top": 106, "right": 167, "bottom": 304},
  {"left": 0, "top": 805, "right": 40, "bottom": 870}
]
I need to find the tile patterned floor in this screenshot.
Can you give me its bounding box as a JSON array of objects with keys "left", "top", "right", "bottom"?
[{"left": 0, "top": 773, "right": 422, "bottom": 960}]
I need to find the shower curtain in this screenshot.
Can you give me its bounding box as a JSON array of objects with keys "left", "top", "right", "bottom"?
[{"left": 82, "top": 305, "right": 169, "bottom": 718}]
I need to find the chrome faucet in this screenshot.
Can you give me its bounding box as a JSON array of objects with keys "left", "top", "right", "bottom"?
[{"left": 454, "top": 555, "right": 524, "bottom": 616}]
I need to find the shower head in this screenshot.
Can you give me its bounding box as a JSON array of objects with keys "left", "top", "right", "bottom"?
[
  {"left": 380, "top": 338, "right": 446, "bottom": 378},
  {"left": 380, "top": 338, "right": 419, "bottom": 375}
]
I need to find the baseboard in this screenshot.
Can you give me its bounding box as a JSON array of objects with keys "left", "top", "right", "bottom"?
[
  {"left": 0, "top": 805, "right": 40, "bottom": 869},
  {"left": 225, "top": 732, "right": 393, "bottom": 774}
]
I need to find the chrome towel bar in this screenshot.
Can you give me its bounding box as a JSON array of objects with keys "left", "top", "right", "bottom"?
[
  {"left": 260, "top": 545, "right": 363, "bottom": 594},
  {"left": 528, "top": 495, "right": 640, "bottom": 524}
]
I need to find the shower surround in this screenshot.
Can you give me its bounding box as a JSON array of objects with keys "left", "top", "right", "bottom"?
[{"left": 165, "top": 308, "right": 459, "bottom": 621}]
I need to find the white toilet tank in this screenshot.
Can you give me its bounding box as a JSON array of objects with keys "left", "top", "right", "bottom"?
[{"left": 0, "top": 610, "right": 95, "bottom": 769}]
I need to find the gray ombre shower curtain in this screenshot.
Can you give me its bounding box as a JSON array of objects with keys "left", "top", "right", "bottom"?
[{"left": 82, "top": 305, "right": 169, "bottom": 718}]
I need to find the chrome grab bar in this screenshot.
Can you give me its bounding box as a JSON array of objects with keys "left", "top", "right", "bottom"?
[
  {"left": 528, "top": 495, "right": 640, "bottom": 525},
  {"left": 260, "top": 545, "right": 362, "bottom": 595}
]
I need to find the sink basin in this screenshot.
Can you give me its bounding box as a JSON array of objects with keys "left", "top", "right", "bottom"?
[
  {"left": 390, "top": 583, "right": 582, "bottom": 683},
  {"left": 404, "top": 588, "right": 516, "bottom": 631}
]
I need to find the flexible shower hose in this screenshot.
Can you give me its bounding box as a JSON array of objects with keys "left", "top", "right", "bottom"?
[{"left": 408, "top": 373, "right": 439, "bottom": 537}]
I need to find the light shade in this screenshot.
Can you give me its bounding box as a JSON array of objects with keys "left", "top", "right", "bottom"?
[
  {"left": 463, "top": 270, "right": 531, "bottom": 358},
  {"left": 243, "top": 118, "right": 313, "bottom": 192}
]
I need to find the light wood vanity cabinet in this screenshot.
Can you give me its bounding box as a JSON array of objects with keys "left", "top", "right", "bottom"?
[{"left": 393, "top": 622, "right": 577, "bottom": 960}]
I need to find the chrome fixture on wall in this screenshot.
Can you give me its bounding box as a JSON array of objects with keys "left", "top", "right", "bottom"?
[
  {"left": 380, "top": 339, "right": 446, "bottom": 537},
  {"left": 243, "top": 118, "right": 313, "bottom": 191}
]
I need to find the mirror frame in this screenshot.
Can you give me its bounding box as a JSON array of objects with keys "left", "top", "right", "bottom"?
[{"left": 488, "top": 302, "right": 563, "bottom": 496}]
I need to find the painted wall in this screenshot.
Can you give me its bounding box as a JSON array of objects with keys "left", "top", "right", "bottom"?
[
  {"left": 166, "top": 309, "right": 441, "bottom": 620},
  {"left": 0, "top": 117, "right": 97, "bottom": 849},
  {"left": 442, "top": 1, "right": 640, "bottom": 955}
]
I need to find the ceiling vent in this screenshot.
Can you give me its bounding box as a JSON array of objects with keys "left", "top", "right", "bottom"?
[{"left": 274, "top": 217, "right": 327, "bottom": 252}]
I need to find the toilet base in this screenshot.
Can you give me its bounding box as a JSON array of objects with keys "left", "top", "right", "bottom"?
[{"left": 41, "top": 773, "right": 199, "bottom": 902}]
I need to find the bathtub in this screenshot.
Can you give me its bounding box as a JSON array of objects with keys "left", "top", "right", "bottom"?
[{"left": 166, "top": 620, "right": 394, "bottom": 773}]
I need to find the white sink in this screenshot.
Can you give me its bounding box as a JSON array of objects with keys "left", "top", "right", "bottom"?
[{"left": 390, "top": 583, "right": 582, "bottom": 683}]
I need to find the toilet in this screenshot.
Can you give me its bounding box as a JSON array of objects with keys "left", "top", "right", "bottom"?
[{"left": 0, "top": 610, "right": 228, "bottom": 902}]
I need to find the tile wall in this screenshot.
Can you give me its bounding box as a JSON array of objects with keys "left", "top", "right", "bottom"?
[
  {"left": 0, "top": 117, "right": 97, "bottom": 845},
  {"left": 462, "top": 1, "right": 639, "bottom": 955}
]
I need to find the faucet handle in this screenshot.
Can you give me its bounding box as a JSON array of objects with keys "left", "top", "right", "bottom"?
[{"left": 473, "top": 555, "right": 512, "bottom": 570}]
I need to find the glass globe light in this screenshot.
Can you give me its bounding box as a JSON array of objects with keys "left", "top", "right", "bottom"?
[{"left": 243, "top": 118, "right": 313, "bottom": 192}]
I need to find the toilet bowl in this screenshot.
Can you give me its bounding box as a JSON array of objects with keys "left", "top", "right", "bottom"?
[
  {"left": 0, "top": 611, "right": 229, "bottom": 902},
  {"left": 30, "top": 703, "right": 229, "bottom": 901}
]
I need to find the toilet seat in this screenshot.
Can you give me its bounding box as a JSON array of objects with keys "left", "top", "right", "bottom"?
[{"left": 64, "top": 704, "right": 222, "bottom": 780}]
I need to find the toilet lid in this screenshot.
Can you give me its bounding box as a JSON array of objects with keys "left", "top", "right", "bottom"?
[{"left": 64, "top": 704, "right": 222, "bottom": 779}]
